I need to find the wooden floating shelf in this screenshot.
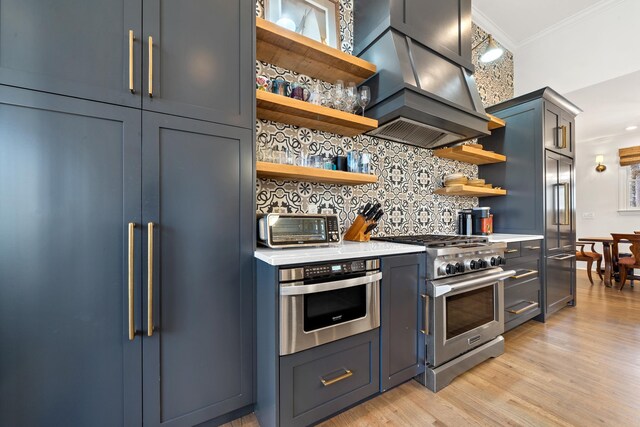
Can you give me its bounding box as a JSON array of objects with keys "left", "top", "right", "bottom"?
[
  {"left": 256, "top": 161, "right": 378, "bottom": 185},
  {"left": 434, "top": 185, "right": 507, "bottom": 197},
  {"left": 487, "top": 114, "right": 506, "bottom": 130},
  {"left": 256, "top": 17, "right": 377, "bottom": 84},
  {"left": 256, "top": 90, "right": 378, "bottom": 137},
  {"left": 434, "top": 145, "right": 506, "bottom": 165}
]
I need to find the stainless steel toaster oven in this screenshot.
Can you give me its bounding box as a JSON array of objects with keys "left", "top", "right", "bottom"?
[{"left": 257, "top": 213, "right": 341, "bottom": 248}]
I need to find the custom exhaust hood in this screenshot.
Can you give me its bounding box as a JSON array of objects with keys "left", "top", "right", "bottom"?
[{"left": 353, "top": 0, "right": 490, "bottom": 149}]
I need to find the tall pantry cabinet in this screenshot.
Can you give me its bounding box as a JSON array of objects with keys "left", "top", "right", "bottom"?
[{"left": 0, "top": 1, "right": 255, "bottom": 426}]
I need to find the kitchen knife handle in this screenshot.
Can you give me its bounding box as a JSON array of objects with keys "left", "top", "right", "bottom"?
[
  {"left": 147, "top": 222, "right": 154, "bottom": 337},
  {"left": 128, "top": 30, "right": 135, "bottom": 93},
  {"left": 148, "top": 36, "right": 153, "bottom": 97},
  {"left": 128, "top": 222, "right": 136, "bottom": 341}
]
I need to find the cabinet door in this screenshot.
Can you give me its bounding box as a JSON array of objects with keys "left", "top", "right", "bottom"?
[
  {"left": 559, "top": 113, "right": 575, "bottom": 157},
  {"left": 0, "top": 0, "right": 142, "bottom": 107},
  {"left": 380, "top": 254, "right": 426, "bottom": 391},
  {"left": 142, "top": 0, "right": 254, "bottom": 128},
  {"left": 0, "top": 87, "right": 142, "bottom": 426},
  {"left": 141, "top": 112, "right": 254, "bottom": 427},
  {"left": 557, "top": 155, "right": 574, "bottom": 251},
  {"left": 545, "top": 154, "right": 560, "bottom": 253},
  {"left": 544, "top": 102, "right": 573, "bottom": 156}
]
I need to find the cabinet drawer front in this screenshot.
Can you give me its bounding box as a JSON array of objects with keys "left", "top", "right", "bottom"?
[
  {"left": 504, "top": 259, "right": 540, "bottom": 288},
  {"left": 505, "top": 279, "right": 541, "bottom": 324},
  {"left": 520, "top": 240, "right": 543, "bottom": 257},
  {"left": 280, "top": 330, "right": 380, "bottom": 426},
  {"left": 504, "top": 242, "right": 521, "bottom": 259}
]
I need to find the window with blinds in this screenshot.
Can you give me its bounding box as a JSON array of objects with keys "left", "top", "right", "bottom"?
[{"left": 620, "top": 163, "right": 640, "bottom": 211}]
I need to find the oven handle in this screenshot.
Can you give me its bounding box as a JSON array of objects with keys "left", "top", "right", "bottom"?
[
  {"left": 280, "top": 272, "right": 382, "bottom": 296},
  {"left": 433, "top": 270, "right": 515, "bottom": 297}
]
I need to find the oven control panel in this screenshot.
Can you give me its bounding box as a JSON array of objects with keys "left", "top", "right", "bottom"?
[{"left": 304, "top": 260, "right": 366, "bottom": 279}]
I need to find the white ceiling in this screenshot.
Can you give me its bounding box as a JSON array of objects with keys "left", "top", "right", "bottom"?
[
  {"left": 473, "top": 0, "right": 639, "bottom": 144},
  {"left": 472, "top": 0, "right": 607, "bottom": 48},
  {"left": 568, "top": 70, "right": 640, "bottom": 143}
]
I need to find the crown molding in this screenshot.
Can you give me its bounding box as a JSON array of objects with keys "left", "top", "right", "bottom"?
[
  {"left": 471, "top": 5, "right": 517, "bottom": 53},
  {"left": 517, "top": 0, "right": 625, "bottom": 48}
]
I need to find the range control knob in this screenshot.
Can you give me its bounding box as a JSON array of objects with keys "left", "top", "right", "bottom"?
[
  {"left": 445, "top": 264, "right": 456, "bottom": 275},
  {"left": 467, "top": 259, "right": 478, "bottom": 270},
  {"left": 479, "top": 259, "right": 488, "bottom": 269},
  {"left": 455, "top": 262, "right": 465, "bottom": 273},
  {"left": 490, "top": 257, "right": 498, "bottom": 266},
  {"left": 497, "top": 256, "right": 506, "bottom": 265}
]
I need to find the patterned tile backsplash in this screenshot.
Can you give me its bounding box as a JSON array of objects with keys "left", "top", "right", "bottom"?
[{"left": 255, "top": 0, "right": 514, "bottom": 236}]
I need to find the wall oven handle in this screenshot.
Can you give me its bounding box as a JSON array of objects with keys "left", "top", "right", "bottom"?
[
  {"left": 433, "top": 270, "right": 515, "bottom": 297},
  {"left": 280, "top": 272, "right": 382, "bottom": 296}
]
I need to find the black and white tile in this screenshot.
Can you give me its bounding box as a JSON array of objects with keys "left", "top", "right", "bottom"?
[{"left": 255, "top": 0, "right": 514, "bottom": 236}]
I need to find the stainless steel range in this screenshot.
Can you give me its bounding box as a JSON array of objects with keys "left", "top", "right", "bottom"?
[{"left": 375, "top": 235, "right": 515, "bottom": 392}]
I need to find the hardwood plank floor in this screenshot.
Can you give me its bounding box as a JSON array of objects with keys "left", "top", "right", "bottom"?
[{"left": 226, "top": 271, "right": 640, "bottom": 426}]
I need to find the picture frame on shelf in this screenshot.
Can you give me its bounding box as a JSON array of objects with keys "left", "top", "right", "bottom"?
[{"left": 265, "top": 0, "right": 340, "bottom": 49}]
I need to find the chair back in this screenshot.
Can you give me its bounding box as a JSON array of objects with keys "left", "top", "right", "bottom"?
[{"left": 611, "top": 233, "right": 640, "bottom": 265}]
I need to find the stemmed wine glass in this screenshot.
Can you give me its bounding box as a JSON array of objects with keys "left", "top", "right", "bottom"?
[{"left": 358, "top": 86, "right": 371, "bottom": 116}]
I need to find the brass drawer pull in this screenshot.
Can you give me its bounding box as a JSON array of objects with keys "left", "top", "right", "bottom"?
[
  {"left": 505, "top": 249, "right": 519, "bottom": 254},
  {"left": 147, "top": 222, "right": 154, "bottom": 336},
  {"left": 128, "top": 222, "right": 136, "bottom": 341},
  {"left": 507, "top": 301, "right": 538, "bottom": 315},
  {"left": 421, "top": 293, "right": 428, "bottom": 335},
  {"left": 320, "top": 369, "right": 353, "bottom": 387},
  {"left": 148, "top": 36, "right": 153, "bottom": 97},
  {"left": 510, "top": 269, "right": 538, "bottom": 280},
  {"left": 524, "top": 246, "right": 541, "bottom": 250},
  {"left": 128, "top": 30, "right": 135, "bottom": 93}
]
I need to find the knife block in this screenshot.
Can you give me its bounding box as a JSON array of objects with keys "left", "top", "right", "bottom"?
[{"left": 343, "top": 215, "right": 373, "bottom": 242}]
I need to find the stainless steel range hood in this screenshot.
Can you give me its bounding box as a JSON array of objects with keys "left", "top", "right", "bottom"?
[{"left": 354, "top": 0, "right": 490, "bottom": 149}]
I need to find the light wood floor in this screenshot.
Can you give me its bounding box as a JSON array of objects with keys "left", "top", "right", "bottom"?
[{"left": 226, "top": 271, "right": 640, "bottom": 426}]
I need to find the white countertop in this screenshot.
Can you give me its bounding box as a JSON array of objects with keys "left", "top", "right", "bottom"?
[
  {"left": 255, "top": 241, "right": 426, "bottom": 266},
  {"left": 488, "top": 234, "right": 544, "bottom": 243}
]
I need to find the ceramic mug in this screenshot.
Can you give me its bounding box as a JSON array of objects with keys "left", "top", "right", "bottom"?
[
  {"left": 256, "top": 75, "right": 272, "bottom": 92},
  {"left": 271, "top": 77, "right": 291, "bottom": 97},
  {"left": 290, "top": 83, "right": 310, "bottom": 101}
]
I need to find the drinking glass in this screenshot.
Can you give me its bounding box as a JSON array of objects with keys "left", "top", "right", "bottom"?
[
  {"left": 358, "top": 86, "right": 371, "bottom": 116},
  {"left": 332, "top": 80, "right": 345, "bottom": 110},
  {"left": 344, "top": 82, "right": 358, "bottom": 113}
]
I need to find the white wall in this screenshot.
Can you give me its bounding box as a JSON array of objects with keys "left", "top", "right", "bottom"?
[
  {"left": 515, "top": 0, "right": 640, "bottom": 95},
  {"left": 575, "top": 133, "right": 640, "bottom": 265}
]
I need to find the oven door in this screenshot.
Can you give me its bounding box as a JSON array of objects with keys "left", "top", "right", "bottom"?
[
  {"left": 279, "top": 272, "right": 381, "bottom": 355},
  {"left": 427, "top": 268, "right": 514, "bottom": 367}
]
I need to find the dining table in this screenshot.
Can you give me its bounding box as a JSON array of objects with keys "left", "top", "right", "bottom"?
[{"left": 578, "top": 237, "right": 629, "bottom": 287}]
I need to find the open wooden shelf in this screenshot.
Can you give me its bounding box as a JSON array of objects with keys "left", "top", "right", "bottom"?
[
  {"left": 487, "top": 114, "right": 506, "bottom": 130},
  {"left": 434, "top": 185, "right": 507, "bottom": 197},
  {"left": 256, "top": 90, "right": 378, "bottom": 137},
  {"left": 434, "top": 145, "right": 506, "bottom": 165},
  {"left": 256, "top": 161, "right": 378, "bottom": 185},
  {"left": 257, "top": 17, "right": 377, "bottom": 84}
]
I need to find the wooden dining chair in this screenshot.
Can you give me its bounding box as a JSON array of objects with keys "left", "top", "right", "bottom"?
[
  {"left": 576, "top": 242, "right": 603, "bottom": 285},
  {"left": 611, "top": 233, "right": 640, "bottom": 291}
]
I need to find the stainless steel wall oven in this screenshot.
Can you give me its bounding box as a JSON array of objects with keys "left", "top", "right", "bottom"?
[{"left": 279, "top": 259, "right": 381, "bottom": 355}]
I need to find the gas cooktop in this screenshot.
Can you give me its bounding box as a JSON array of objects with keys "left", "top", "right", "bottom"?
[{"left": 374, "top": 234, "right": 488, "bottom": 248}]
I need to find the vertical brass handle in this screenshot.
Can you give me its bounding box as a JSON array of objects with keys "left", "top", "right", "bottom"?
[
  {"left": 562, "top": 183, "right": 570, "bottom": 225},
  {"left": 148, "top": 36, "right": 153, "bottom": 97},
  {"left": 128, "top": 30, "right": 135, "bottom": 93},
  {"left": 128, "top": 222, "right": 135, "bottom": 341},
  {"left": 561, "top": 125, "right": 568, "bottom": 149},
  {"left": 147, "top": 222, "right": 154, "bottom": 336},
  {"left": 320, "top": 369, "right": 353, "bottom": 386},
  {"left": 420, "top": 294, "right": 429, "bottom": 335}
]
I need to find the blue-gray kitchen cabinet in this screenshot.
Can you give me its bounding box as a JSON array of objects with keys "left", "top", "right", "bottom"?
[
  {"left": 0, "top": 0, "right": 254, "bottom": 129},
  {"left": 141, "top": 112, "right": 254, "bottom": 427},
  {"left": 380, "top": 253, "right": 426, "bottom": 391},
  {"left": 0, "top": 86, "right": 143, "bottom": 427}
]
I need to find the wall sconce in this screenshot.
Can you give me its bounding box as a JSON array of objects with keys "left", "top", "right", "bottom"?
[
  {"left": 472, "top": 34, "right": 505, "bottom": 63},
  {"left": 595, "top": 155, "right": 607, "bottom": 172}
]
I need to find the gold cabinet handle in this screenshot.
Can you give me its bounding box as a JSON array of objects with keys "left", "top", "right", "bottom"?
[
  {"left": 507, "top": 301, "right": 538, "bottom": 315},
  {"left": 420, "top": 294, "right": 429, "bottom": 335},
  {"left": 524, "top": 246, "right": 541, "bottom": 250},
  {"left": 320, "top": 369, "right": 353, "bottom": 387},
  {"left": 147, "top": 222, "right": 154, "bottom": 336},
  {"left": 510, "top": 269, "right": 538, "bottom": 280},
  {"left": 128, "top": 30, "right": 135, "bottom": 93},
  {"left": 148, "top": 36, "right": 153, "bottom": 97},
  {"left": 128, "top": 222, "right": 136, "bottom": 341},
  {"left": 561, "top": 125, "right": 567, "bottom": 149},
  {"left": 504, "top": 249, "right": 519, "bottom": 254}
]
